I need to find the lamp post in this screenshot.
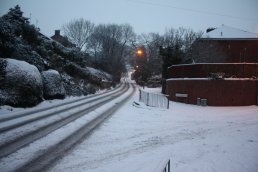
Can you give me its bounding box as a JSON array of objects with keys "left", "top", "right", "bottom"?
[{"left": 134, "top": 46, "right": 149, "bottom": 87}]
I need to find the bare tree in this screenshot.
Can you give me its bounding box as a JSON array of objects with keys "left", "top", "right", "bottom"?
[
  {"left": 120, "top": 24, "right": 136, "bottom": 55},
  {"left": 138, "top": 33, "right": 163, "bottom": 59},
  {"left": 62, "top": 18, "right": 94, "bottom": 50},
  {"left": 183, "top": 29, "right": 203, "bottom": 63},
  {"left": 88, "top": 23, "right": 135, "bottom": 82}
]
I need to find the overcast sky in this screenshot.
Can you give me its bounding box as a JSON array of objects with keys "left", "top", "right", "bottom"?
[{"left": 0, "top": 0, "right": 258, "bottom": 37}]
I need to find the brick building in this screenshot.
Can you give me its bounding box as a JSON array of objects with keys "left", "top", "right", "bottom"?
[
  {"left": 166, "top": 26, "right": 258, "bottom": 106},
  {"left": 191, "top": 25, "right": 258, "bottom": 63},
  {"left": 51, "top": 30, "right": 76, "bottom": 48}
]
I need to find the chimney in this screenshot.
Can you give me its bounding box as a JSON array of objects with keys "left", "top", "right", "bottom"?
[{"left": 55, "top": 30, "right": 60, "bottom": 36}]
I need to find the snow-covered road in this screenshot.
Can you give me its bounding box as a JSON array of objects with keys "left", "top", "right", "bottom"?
[
  {"left": 48, "top": 86, "right": 258, "bottom": 172},
  {"left": 0, "top": 82, "right": 133, "bottom": 171}
]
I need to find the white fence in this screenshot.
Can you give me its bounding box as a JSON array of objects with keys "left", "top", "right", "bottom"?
[{"left": 139, "top": 89, "right": 169, "bottom": 109}]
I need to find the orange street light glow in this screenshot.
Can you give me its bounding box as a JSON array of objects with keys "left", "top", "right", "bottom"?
[{"left": 136, "top": 49, "right": 143, "bottom": 56}]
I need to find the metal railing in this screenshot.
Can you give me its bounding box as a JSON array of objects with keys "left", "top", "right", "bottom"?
[{"left": 139, "top": 89, "right": 169, "bottom": 109}]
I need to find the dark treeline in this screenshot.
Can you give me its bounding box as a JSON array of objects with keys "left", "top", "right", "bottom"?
[
  {"left": 1, "top": 5, "right": 203, "bottom": 86},
  {"left": 62, "top": 19, "right": 203, "bottom": 84}
]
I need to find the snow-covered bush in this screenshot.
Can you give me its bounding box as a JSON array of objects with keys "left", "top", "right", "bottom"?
[
  {"left": 87, "top": 66, "right": 112, "bottom": 81},
  {"left": 146, "top": 75, "right": 162, "bottom": 88},
  {"left": 2, "top": 5, "right": 29, "bottom": 37},
  {"left": 61, "top": 64, "right": 113, "bottom": 95},
  {"left": 64, "top": 62, "right": 112, "bottom": 86},
  {"left": 22, "top": 23, "right": 39, "bottom": 45},
  {"left": 0, "top": 58, "right": 43, "bottom": 107},
  {"left": 12, "top": 44, "right": 45, "bottom": 71},
  {"left": 51, "top": 41, "right": 89, "bottom": 67},
  {"left": 0, "top": 58, "right": 7, "bottom": 81},
  {"left": 0, "top": 18, "right": 17, "bottom": 57},
  {"left": 0, "top": 6, "right": 45, "bottom": 71},
  {"left": 0, "top": 5, "right": 114, "bottom": 107},
  {"left": 41, "top": 69, "right": 65, "bottom": 99},
  {"left": 61, "top": 73, "right": 97, "bottom": 96}
]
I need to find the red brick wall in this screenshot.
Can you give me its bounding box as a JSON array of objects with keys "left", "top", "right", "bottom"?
[
  {"left": 166, "top": 79, "right": 258, "bottom": 106},
  {"left": 219, "top": 40, "right": 258, "bottom": 63},
  {"left": 194, "top": 39, "right": 258, "bottom": 63},
  {"left": 167, "top": 63, "right": 258, "bottom": 78}
]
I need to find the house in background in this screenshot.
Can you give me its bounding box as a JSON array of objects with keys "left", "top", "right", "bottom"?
[
  {"left": 51, "top": 30, "right": 76, "bottom": 48},
  {"left": 166, "top": 25, "right": 258, "bottom": 106},
  {"left": 191, "top": 25, "right": 258, "bottom": 63}
]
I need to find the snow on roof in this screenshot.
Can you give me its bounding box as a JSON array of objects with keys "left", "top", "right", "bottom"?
[{"left": 202, "top": 25, "right": 258, "bottom": 39}]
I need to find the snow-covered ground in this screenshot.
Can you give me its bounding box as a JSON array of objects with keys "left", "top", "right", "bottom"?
[
  {"left": 1, "top": 83, "right": 258, "bottom": 172},
  {"left": 47, "top": 86, "right": 258, "bottom": 172}
]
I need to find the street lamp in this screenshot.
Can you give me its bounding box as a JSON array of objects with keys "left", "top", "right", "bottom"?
[{"left": 136, "top": 48, "right": 144, "bottom": 57}]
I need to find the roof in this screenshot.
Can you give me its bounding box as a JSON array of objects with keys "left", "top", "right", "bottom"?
[
  {"left": 202, "top": 25, "right": 258, "bottom": 39},
  {"left": 50, "top": 32, "right": 76, "bottom": 48}
]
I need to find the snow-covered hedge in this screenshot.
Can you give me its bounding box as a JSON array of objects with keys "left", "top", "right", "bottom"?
[
  {"left": 86, "top": 66, "right": 112, "bottom": 82},
  {"left": 0, "top": 58, "right": 43, "bottom": 107},
  {"left": 42, "top": 69, "right": 65, "bottom": 99},
  {"left": 0, "top": 6, "right": 115, "bottom": 107},
  {"left": 64, "top": 63, "right": 112, "bottom": 86}
]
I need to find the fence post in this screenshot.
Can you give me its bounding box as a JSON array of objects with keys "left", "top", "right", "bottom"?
[
  {"left": 147, "top": 92, "right": 149, "bottom": 106},
  {"left": 139, "top": 89, "right": 141, "bottom": 102},
  {"left": 257, "top": 92, "right": 258, "bottom": 106},
  {"left": 168, "top": 159, "right": 170, "bottom": 172},
  {"left": 166, "top": 95, "right": 169, "bottom": 109}
]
